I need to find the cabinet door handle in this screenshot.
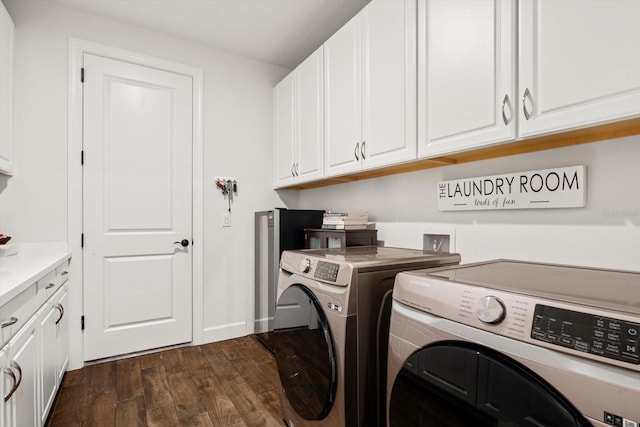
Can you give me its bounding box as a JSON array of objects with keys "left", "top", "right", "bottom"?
[
  {"left": 4, "top": 361, "right": 22, "bottom": 402},
  {"left": 501, "top": 94, "right": 512, "bottom": 125},
  {"left": 61, "top": 271, "right": 68, "bottom": 276},
  {"left": 46, "top": 283, "right": 55, "bottom": 290},
  {"left": 3, "top": 367, "right": 16, "bottom": 402},
  {"left": 522, "top": 88, "right": 533, "bottom": 120},
  {"left": 1, "top": 317, "right": 18, "bottom": 328},
  {"left": 361, "top": 141, "right": 366, "bottom": 160},
  {"left": 294, "top": 162, "right": 299, "bottom": 177},
  {"left": 290, "top": 163, "right": 295, "bottom": 177},
  {"left": 55, "top": 304, "right": 65, "bottom": 325},
  {"left": 354, "top": 143, "right": 360, "bottom": 161}
]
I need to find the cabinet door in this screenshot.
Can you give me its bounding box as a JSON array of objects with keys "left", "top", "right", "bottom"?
[
  {"left": 324, "top": 14, "right": 363, "bottom": 177},
  {"left": 419, "top": 0, "right": 515, "bottom": 157},
  {"left": 0, "top": 345, "right": 6, "bottom": 424},
  {"left": 0, "top": 2, "right": 14, "bottom": 175},
  {"left": 362, "top": 0, "right": 417, "bottom": 168},
  {"left": 4, "top": 318, "right": 38, "bottom": 427},
  {"left": 38, "top": 301, "right": 57, "bottom": 425},
  {"left": 519, "top": 0, "right": 640, "bottom": 137},
  {"left": 295, "top": 47, "right": 324, "bottom": 183},
  {"left": 273, "top": 72, "right": 297, "bottom": 188},
  {"left": 56, "top": 288, "right": 69, "bottom": 383}
]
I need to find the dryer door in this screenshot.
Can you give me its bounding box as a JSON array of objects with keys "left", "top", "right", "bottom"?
[
  {"left": 272, "top": 284, "right": 337, "bottom": 420},
  {"left": 389, "top": 342, "right": 591, "bottom": 427}
]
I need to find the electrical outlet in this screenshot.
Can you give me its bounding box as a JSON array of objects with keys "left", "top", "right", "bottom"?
[{"left": 222, "top": 212, "right": 231, "bottom": 227}]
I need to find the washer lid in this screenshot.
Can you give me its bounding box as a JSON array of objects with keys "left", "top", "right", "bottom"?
[{"left": 424, "top": 260, "right": 640, "bottom": 315}]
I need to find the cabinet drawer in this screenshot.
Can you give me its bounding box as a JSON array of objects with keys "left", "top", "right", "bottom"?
[
  {"left": 36, "top": 260, "right": 69, "bottom": 309},
  {"left": 0, "top": 285, "right": 37, "bottom": 349}
]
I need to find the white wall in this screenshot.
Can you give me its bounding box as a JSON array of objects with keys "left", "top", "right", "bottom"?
[
  {"left": 0, "top": 0, "right": 291, "bottom": 368},
  {"left": 296, "top": 135, "right": 640, "bottom": 271}
]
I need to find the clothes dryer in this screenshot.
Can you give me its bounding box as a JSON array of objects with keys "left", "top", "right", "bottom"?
[
  {"left": 272, "top": 246, "right": 460, "bottom": 427},
  {"left": 387, "top": 260, "right": 640, "bottom": 427}
]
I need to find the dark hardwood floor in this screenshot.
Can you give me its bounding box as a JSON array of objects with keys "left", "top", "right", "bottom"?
[{"left": 46, "top": 335, "right": 284, "bottom": 427}]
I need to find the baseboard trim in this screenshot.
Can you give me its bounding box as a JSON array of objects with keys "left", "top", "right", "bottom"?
[{"left": 201, "top": 321, "right": 250, "bottom": 343}]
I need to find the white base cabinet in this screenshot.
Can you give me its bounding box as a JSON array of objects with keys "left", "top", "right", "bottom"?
[
  {"left": 38, "top": 285, "right": 68, "bottom": 426},
  {"left": 38, "top": 303, "right": 57, "bottom": 426},
  {"left": 1, "top": 259, "right": 70, "bottom": 427},
  {"left": 2, "top": 317, "right": 39, "bottom": 427},
  {"left": 55, "top": 290, "right": 69, "bottom": 386},
  {"left": 518, "top": 0, "right": 640, "bottom": 138}
]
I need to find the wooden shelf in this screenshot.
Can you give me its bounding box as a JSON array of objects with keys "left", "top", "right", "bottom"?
[
  {"left": 304, "top": 228, "right": 378, "bottom": 249},
  {"left": 281, "top": 117, "right": 640, "bottom": 190}
]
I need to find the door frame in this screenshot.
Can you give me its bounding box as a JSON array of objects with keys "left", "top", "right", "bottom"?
[{"left": 67, "top": 38, "right": 204, "bottom": 369}]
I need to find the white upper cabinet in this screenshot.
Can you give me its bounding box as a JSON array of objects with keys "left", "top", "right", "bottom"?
[
  {"left": 418, "top": 0, "right": 516, "bottom": 158},
  {"left": 324, "top": 14, "right": 362, "bottom": 177},
  {"left": 325, "top": 0, "right": 416, "bottom": 177},
  {"left": 273, "top": 47, "right": 324, "bottom": 188},
  {"left": 295, "top": 48, "right": 324, "bottom": 183},
  {"left": 362, "top": 0, "right": 417, "bottom": 169},
  {"left": 0, "top": 1, "right": 14, "bottom": 175},
  {"left": 519, "top": 0, "right": 640, "bottom": 138},
  {"left": 274, "top": 73, "right": 296, "bottom": 187}
]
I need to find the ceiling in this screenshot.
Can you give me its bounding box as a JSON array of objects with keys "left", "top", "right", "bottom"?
[{"left": 49, "top": 0, "right": 371, "bottom": 69}]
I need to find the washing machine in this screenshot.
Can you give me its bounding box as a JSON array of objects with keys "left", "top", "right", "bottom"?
[
  {"left": 387, "top": 260, "right": 640, "bottom": 427},
  {"left": 271, "top": 246, "right": 461, "bottom": 427}
]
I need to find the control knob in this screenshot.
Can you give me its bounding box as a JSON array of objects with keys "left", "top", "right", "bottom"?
[
  {"left": 475, "top": 296, "right": 506, "bottom": 325},
  {"left": 299, "top": 258, "right": 312, "bottom": 273}
]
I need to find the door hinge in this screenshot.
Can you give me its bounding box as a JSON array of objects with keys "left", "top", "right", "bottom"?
[
  {"left": 81, "top": 150, "right": 84, "bottom": 165},
  {"left": 81, "top": 67, "right": 84, "bottom": 83},
  {"left": 81, "top": 315, "right": 85, "bottom": 330},
  {"left": 81, "top": 233, "right": 84, "bottom": 248}
]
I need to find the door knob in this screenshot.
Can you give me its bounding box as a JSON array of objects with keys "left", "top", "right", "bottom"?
[{"left": 173, "top": 239, "right": 190, "bottom": 247}]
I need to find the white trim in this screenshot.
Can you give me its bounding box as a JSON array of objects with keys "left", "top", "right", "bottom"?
[
  {"left": 67, "top": 38, "right": 204, "bottom": 369},
  {"left": 202, "top": 321, "right": 251, "bottom": 343}
]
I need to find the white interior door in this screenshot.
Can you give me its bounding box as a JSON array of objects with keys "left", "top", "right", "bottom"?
[{"left": 83, "top": 53, "right": 193, "bottom": 361}]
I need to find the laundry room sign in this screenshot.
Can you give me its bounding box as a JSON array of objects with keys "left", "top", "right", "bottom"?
[{"left": 437, "top": 165, "right": 586, "bottom": 211}]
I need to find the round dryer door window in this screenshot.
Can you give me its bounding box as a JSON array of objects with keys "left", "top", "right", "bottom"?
[
  {"left": 272, "top": 284, "right": 337, "bottom": 421},
  {"left": 389, "top": 342, "right": 591, "bottom": 426}
]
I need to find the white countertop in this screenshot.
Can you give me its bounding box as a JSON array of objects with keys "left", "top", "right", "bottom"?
[{"left": 0, "top": 242, "right": 71, "bottom": 306}]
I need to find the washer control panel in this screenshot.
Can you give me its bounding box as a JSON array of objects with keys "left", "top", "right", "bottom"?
[
  {"left": 532, "top": 305, "right": 640, "bottom": 365},
  {"left": 313, "top": 261, "right": 340, "bottom": 282}
]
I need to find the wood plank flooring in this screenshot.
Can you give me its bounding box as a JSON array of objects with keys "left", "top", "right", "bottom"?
[{"left": 46, "top": 335, "right": 284, "bottom": 427}]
